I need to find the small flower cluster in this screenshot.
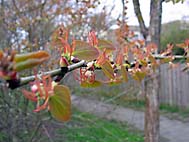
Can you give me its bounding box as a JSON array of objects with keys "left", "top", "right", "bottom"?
[
  {"left": 22, "top": 75, "right": 56, "bottom": 112},
  {"left": 0, "top": 50, "right": 17, "bottom": 80}
]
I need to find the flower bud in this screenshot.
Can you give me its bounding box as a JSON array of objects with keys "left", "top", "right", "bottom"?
[
  {"left": 31, "top": 84, "right": 38, "bottom": 93},
  {"left": 59, "top": 56, "right": 69, "bottom": 67}
]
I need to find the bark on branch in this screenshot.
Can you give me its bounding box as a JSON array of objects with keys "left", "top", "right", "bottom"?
[
  {"left": 7, "top": 60, "right": 86, "bottom": 89},
  {"left": 132, "top": 0, "right": 148, "bottom": 39},
  {"left": 4, "top": 54, "right": 187, "bottom": 90}
]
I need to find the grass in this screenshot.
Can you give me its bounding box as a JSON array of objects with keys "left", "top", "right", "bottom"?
[
  {"left": 56, "top": 109, "right": 144, "bottom": 142},
  {"left": 72, "top": 85, "right": 189, "bottom": 121},
  {"left": 0, "top": 86, "right": 144, "bottom": 142},
  {"left": 159, "top": 104, "right": 189, "bottom": 120}
]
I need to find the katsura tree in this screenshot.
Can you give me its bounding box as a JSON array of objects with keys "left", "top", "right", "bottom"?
[
  {"left": 0, "top": 0, "right": 188, "bottom": 141},
  {"left": 132, "top": 0, "right": 187, "bottom": 141},
  {"left": 1, "top": 24, "right": 189, "bottom": 141},
  {"left": 0, "top": 0, "right": 117, "bottom": 141}
]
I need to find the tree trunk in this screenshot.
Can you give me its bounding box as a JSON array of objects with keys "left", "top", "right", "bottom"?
[
  {"left": 145, "top": 1, "right": 162, "bottom": 142},
  {"left": 132, "top": 0, "right": 148, "bottom": 39},
  {"left": 132, "top": 1, "right": 163, "bottom": 142},
  {"left": 144, "top": 73, "right": 160, "bottom": 142},
  {"left": 149, "top": 0, "right": 163, "bottom": 52}
]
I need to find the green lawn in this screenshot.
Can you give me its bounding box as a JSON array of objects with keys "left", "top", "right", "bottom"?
[
  {"left": 72, "top": 85, "right": 189, "bottom": 120},
  {"left": 56, "top": 109, "right": 144, "bottom": 142}
]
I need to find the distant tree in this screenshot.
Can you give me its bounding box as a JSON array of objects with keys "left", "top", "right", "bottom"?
[
  {"left": 0, "top": 0, "right": 101, "bottom": 51},
  {"left": 161, "top": 20, "right": 189, "bottom": 55}
]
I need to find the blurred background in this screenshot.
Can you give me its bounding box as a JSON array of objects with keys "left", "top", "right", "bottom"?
[{"left": 0, "top": 0, "right": 189, "bottom": 141}]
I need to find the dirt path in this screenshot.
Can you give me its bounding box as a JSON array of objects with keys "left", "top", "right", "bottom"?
[{"left": 72, "top": 95, "right": 189, "bottom": 142}]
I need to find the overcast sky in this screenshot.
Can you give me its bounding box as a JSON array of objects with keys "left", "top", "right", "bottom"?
[{"left": 101, "top": 0, "right": 189, "bottom": 26}]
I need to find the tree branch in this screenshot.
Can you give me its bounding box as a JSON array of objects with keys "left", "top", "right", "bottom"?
[
  {"left": 8, "top": 60, "right": 86, "bottom": 89},
  {"left": 5, "top": 54, "right": 188, "bottom": 90},
  {"left": 153, "top": 55, "right": 187, "bottom": 60},
  {"left": 132, "top": 0, "right": 148, "bottom": 39}
]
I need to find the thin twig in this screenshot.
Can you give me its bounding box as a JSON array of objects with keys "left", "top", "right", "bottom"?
[
  {"left": 104, "top": 87, "right": 134, "bottom": 103},
  {"left": 29, "top": 121, "right": 42, "bottom": 142},
  {"left": 42, "top": 124, "right": 55, "bottom": 142}
]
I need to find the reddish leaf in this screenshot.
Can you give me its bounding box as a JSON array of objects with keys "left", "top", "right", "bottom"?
[
  {"left": 50, "top": 26, "right": 69, "bottom": 50},
  {"left": 176, "top": 43, "right": 186, "bottom": 48},
  {"left": 146, "top": 43, "right": 157, "bottom": 56},
  {"left": 101, "top": 60, "right": 114, "bottom": 79},
  {"left": 14, "top": 51, "right": 50, "bottom": 71},
  {"left": 14, "top": 51, "right": 50, "bottom": 63},
  {"left": 59, "top": 56, "right": 69, "bottom": 67},
  {"left": 49, "top": 85, "right": 71, "bottom": 122},
  {"left": 96, "top": 50, "right": 107, "bottom": 65},
  {"left": 22, "top": 89, "right": 37, "bottom": 102},
  {"left": 116, "top": 52, "right": 124, "bottom": 65},
  {"left": 88, "top": 30, "right": 98, "bottom": 46},
  {"left": 0, "top": 51, "right": 3, "bottom": 59},
  {"left": 73, "top": 40, "right": 99, "bottom": 61},
  {"left": 148, "top": 55, "right": 159, "bottom": 70},
  {"left": 15, "top": 58, "right": 48, "bottom": 71},
  {"left": 97, "top": 39, "right": 115, "bottom": 53},
  {"left": 81, "top": 80, "right": 102, "bottom": 88}
]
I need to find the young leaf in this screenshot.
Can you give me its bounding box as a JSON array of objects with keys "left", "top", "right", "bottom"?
[
  {"left": 49, "top": 85, "right": 71, "bottom": 122},
  {"left": 14, "top": 51, "right": 49, "bottom": 63},
  {"left": 72, "top": 40, "right": 99, "bottom": 61},
  {"left": 133, "top": 71, "right": 146, "bottom": 82},
  {"left": 0, "top": 50, "right": 3, "bottom": 59},
  {"left": 101, "top": 60, "right": 114, "bottom": 79},
  {"left": 116, "top": 52, "right": 123, "bottom": 65},
  {"left": 106, "top": 78, "right": 122, "bottom": 85},
  {"left": 98, "top": 39, "right": 115, "bottom": 53},
  {"left": 81, "top": 80, "right": 102, "bottom": 88},
  {"left": 160, "top": 57, "right": 172, "bottom": 64},
  {"left": 14, "top": 51, "right": 50, "bottom": 71},
  {"left": 121, "top": 65, "right": 128, "bottom": 82},
  {"left": 15, "top": 58, "right": 49, "bottom": 71}
]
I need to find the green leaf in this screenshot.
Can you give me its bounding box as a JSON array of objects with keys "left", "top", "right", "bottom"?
[
  {"left": 140, "top": 60, "right": 148, "bottom": 67},
  {"left": 106, "top": 79, "right": 122, "bottom": 86},
  {"left": 160, "top": 57, "right": 172, "bottom": 64},
  {"left": 49, "top": 85, "right": 71, "bottom": 122},
  {"left": 133, "top": 71, "right": 146, "bottom": 82},
  {"left": 98, "top": 39, "right": 115, "bottom": 53},
  {"left": 165, "top": 0, "right": 185, "bottom": 4},
  {"left": 121, "top": 65, "right": 128, "bottom": 82},
  {"left": 186, "top": 58, "right": 189, "bottom": 63},
  {"left": 15, "top": 58, "right": 48, "bottom": 71},
  {"left": 14, "top": 51, "right": 50, "bottom": 63},
  {"left": 101, "top": 60, "right": 115, "bottom": 79},
  {"left": 14, "top": 51, "right": 50, "bottom": 71},
  {"left": 73, "top": 40, "right": 99, "bottom": 61},
  {"left": 81, "top": 80, "right": 102, "bottom": 88}
]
